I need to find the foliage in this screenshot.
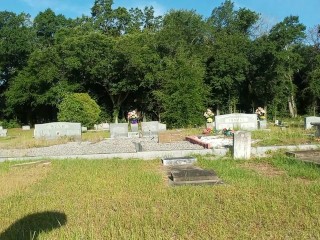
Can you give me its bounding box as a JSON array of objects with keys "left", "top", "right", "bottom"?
[{"left": 57, "top": 93, "right": 101, "bottom": 128}]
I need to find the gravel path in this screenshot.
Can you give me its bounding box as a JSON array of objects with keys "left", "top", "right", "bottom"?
[{"left": 0, "top": 138, "right": 204, "bottom": 158}]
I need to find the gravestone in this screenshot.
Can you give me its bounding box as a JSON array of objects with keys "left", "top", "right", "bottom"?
[
  {"left": 162, "top": 156, "right": 197, "bottom": 166},
  {"left": 215, "top": 113, "right": 257, "bottom": 131},
  {"left": 158, "top": 123, "right": 167, "bottom": 132},
  {"left": 141, "top": 121, "right": 159, "bottom": 137},
  {"left": 233, "top": 131, "right": 251, "bottom": 159},
  {"left": 94, "top": 122, "right": 110, "bottom": 131},
  {"left": 81, "top": 127, "right": 88, "bottom": 132},
  {"left": 0, "top": 127, "right": 7, "bottom": 137},
  {"left": 22, "top": 125, "right": 31, "bottom": 130},
  {"left": 128, "top": 132, "right": 139, "bottom": 138},
  {"left": 305, "top": 116, "right": 320, "bottom": 130},
  {"left": 34, "top": 122, "right": 82, "bottom": 140},
  {"left": 109, "top": 123, "right": 128, "bottom": 138},
  {"left": 130, "top": 123, "right": 139, "bottom": 132},
  {"left": 258, "top": 120, "right": 267, "bottom": 129}
]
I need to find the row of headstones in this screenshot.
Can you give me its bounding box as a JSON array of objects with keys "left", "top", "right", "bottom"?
[{"left": 110, "top": 121, "right": 167, "bottom": 139}]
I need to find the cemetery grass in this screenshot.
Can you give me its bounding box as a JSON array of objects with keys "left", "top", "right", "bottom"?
[{"left": 0, "top": 157, "right": 320, "bottom": 239}]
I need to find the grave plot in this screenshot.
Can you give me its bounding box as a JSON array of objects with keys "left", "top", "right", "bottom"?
[
  {"left": 162, "top": 157, "right": 223, "bottom": 186},
  {"left": 286, "top": 150, "right": 320, "bottom": 165}
]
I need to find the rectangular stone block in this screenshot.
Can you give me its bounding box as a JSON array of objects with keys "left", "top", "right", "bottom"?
[
  {"left": 141, "top": 121, "right": 159, "bottom": 137},
  {"left": 233, "top": 131, "right": 251, "bottom": 159},
  {"left": 215, "top": 113, "right": 257, "bottom": 131},
  {"left": 161, "top": 156, "right": 197, "bottom": 166},
  {"left": 305, "top": 116, "right": 320, "bottom": 129},
  {"left": 128, "top": 132, "right": 139, "bottom": 138},
  {"left": 109, "top": 123, "right": 128, "bottom": 138},
  {"left": 0, "top": 129, "right": 7, "bottom": 137},
  {"left": 258, "top": 120, "right": 267, "bottom": 129},
  {"left": 22, "top": 125, "right": 31, "bottom": 130},
  {"left": 159, "top": 123, "right": 167, "bottom": 132},
  {"left": 158, "top": 131, "right": 185, "bottom": 143},
  {"left": 34, "top": 122, "right": 82, "bottom": 140}
]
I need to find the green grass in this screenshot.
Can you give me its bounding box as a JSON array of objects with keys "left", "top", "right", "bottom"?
[{"left": 0, "top": 156, "right": 319, "bottom": 239}]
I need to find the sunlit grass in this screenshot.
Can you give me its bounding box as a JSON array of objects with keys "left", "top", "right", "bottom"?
[{"left": 0, "top": 156, "right": 319, "bottom": 239}]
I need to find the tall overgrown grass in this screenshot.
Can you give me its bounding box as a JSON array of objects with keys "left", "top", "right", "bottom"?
[{"left": 0, "top": 156, "right": 319, "bottom": 239}]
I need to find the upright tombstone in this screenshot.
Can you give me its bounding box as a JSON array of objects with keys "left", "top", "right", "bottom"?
[
  {"left": 22, "top": 125, "right": 31, "bottom": 131},
  {"left": 34, "top": 122, "right": 81, "bottom": 140},
  {"left": 305, "top": 116, "right": 320, "bottom": 130},
  {"left": 158, "top": 123, "right": 167, "bottom": 132},
  {"left": 141, "top": 121, "right": 159, "bottom": 138},
  {"left": 215, "top": 113, "right": 257, "bottom": 131},
  {"left": 0, "top": 126, "right": 7, "bottom": 137},
  {"left": 233, "top": 131, "right": 251, "bottom": 160},
  {"left": 109, "top": 123, "right": 128, "bottom": 138},
  {"left": 258, "top": 120, "right": 267, "bottom": 129}
]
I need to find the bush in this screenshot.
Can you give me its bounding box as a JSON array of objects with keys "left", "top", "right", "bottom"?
[{"left": 58, "top": 93, "right": 101, "bottom": 128}]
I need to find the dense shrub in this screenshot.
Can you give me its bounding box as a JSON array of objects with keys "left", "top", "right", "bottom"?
[{"left": 58, "top": 93, "right": 101, "bottom": 128}]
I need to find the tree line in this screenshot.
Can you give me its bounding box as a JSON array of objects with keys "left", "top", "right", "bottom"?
[{"left": 0, "top": 0, "right": 319, "bottom": 128}]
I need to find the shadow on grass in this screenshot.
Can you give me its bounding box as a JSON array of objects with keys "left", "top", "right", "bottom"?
[{"left": 0, "top": 211, "right": 67, "bottom": 240}]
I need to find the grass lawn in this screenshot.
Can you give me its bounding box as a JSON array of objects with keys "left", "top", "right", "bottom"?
[{"left": 0, "top": 155, "right": 319, "bottom": 239}]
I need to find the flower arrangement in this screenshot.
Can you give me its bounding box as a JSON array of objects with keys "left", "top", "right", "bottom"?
[
  {"left": 222, "top": 128, "right": 234, "bottom": 137},
  {"left": 255, "top": 107, "right": 266, "bottom": 120},
  {"left": 128, "top": 110, "right": 138, "bottom": 124},
  {"left": 204, "top": 108, "right": 214, "bottom": 123}
]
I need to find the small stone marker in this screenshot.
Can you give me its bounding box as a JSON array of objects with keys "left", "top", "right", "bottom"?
[
  {"left": 233, "top": 131, "right": 251, "bottom": 159},
  {"left": 162, "top": 156, "right": 197, "bottom": 166},
  {"left": 258, "top": 120, "right": 267, "bottom": 129},
  {"left": 0, "top": 128, "right": 7, "bottom": 137},
  {"left": 128, "top": 132, "right": 139, "bottom": 138},
  {"left": 22, "top": 125, "right": 31, "bottom": 130},
  {"left": 158, "top": 123, "right": 167, "bottom": 132},
  {"left": 162, "top": 157, "right": 223, "bottom": 186},
  {"left": 311, "top": 122, "right": 320, "bottom": 137},
  {"left": 109, "top": 123, "right": 128, "bottom": 138}
]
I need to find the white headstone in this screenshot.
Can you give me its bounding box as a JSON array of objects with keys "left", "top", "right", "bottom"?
[
  {"left": 233, "top": 131, "right": 251, "bottom": 160},
  {"left": 0, "top": 129, "right": 7, "bottom": 137},
  {"left": 22, "top": 125, "right": 31, "bottom": 130},
  {"left": 34, "top": 122, "right": 82, "bottom": 140},
  {"left": 0, "top": 126, "right": 3, "bottom": 130},
  {"left": 305, "top": 116, "right": 320, "bottom": 130},
  {"left": 94, "top": 122, "right": 110, "bottom": 131},
  {"left": 158, "top": 123, "right": 167, "bottom": 132},
  {"left": 215, "top": 113, "right": 257, "bottom": 131},
  {"left": 109, "top": 123, "right": 128, "bottom": 138}
]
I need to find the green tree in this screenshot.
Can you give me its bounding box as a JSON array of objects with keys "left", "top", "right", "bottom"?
[{"left": 58, "top": 93, "right": 101, "bottom": 128}]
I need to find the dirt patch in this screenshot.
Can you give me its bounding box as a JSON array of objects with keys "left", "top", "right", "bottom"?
[
  {"left": 0, "top": 161, "right": 52, "bottom": 199},
  {"left": 241, "top": 162, "right": 286, "bottom": 177}
]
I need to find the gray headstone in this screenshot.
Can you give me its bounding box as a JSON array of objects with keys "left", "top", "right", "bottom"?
[
  {"left": 109, "top": 123, "right": 128, "bottom": 138},
  {"left": 22, "top": 125, "right": 31, "bottom": 130},
  {"left": 130, "top": 123, "right": 139, "bottom": 132},
  {"left": 94, "top": 122, "right": 110, "bottom": 131},
  {"left": 141, "top": 121, "right": 159, "bottom": 137},
  {"left": 0, "top": 128, "right": 7, "bottom": 137},
  {"left": 258, "top": 120, "right": 267, "bottom": 129},
  {"left": 34, "top": 122, "right": 81, "bottom": 140},
  {"left": 158, "top": 123, "right": 167, "bottom": 132},
  {"left": 215, "top": 113, "right": 257, "bottom": 131},
  {"left": 305, "top": 116, "right": 320, "bottom": 130},
  {"left": 81, "top": 126, "right": 88, "bottom": 132},
  {"left": 233, "top": 131, "right": 251, "bottom": 159}
]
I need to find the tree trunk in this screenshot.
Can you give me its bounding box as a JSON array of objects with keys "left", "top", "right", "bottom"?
[
  {"left": 288, "top": 95, "right": 297, "bottom": 118},
  {"left": 113, "top": 106, "right": 120, "bottom": 123}
]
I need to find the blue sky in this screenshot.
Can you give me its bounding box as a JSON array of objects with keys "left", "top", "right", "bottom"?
[{"left": 1, "top": 0, "right": 319, "bottom": 29}]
